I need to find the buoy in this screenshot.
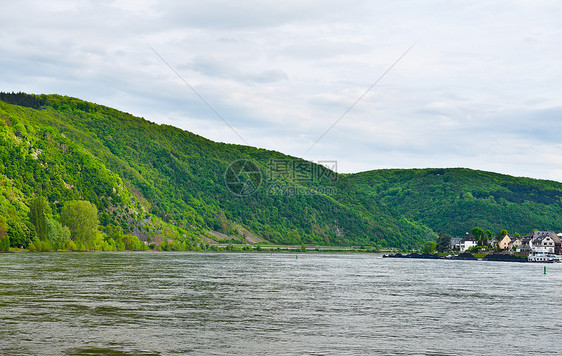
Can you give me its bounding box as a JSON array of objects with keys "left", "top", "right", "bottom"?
[{"left": 544, "top": 265, "right": 547, "bottom": 275}]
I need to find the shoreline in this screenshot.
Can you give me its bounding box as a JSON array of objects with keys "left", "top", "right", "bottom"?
[
  {"left": 0, "top": 246, "right": 389, "bottom": 254},
  {"left": 382, "top": 252, "right": 561, "bottom": 263}
]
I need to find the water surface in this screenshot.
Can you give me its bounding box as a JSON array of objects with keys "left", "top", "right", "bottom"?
[{"left": 0, "top": 252, "right": 560, "bottom": 355}]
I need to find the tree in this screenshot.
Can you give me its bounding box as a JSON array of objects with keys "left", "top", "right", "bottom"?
[
  {"left": 123, "top": 234, "right": 144, "bottom": 250},
  {"left": 7, "top": 221, "right": 35, "bottom": 249},
  {"left": 0, "top": 236, "right": 9, "bottom": 252},
  {"left": 45, "top": 217, "right": 70, "bottom": 250},
  {"left": 0, "top": 216, "right": 7, "bottom": 240},
  {"left": 60, "top": 200, "right": 99, "bottom": 249},
  {"left": 422, "top": 241, "right": 437, "bottom": 254},
  {"left": 470, "top": 227, "right": 485, "bottom": 246},
  {"left": 29, "top": 197, "right": 51, "bottom": 241},
  {"left": 497, "top": 229, "right": 508, "bottom": 238},
  {"left": 437, "top": 232, "right": 452, "bottom": 252},
  {"left": 483, "top": 230, "right": 492, "bottom": 246}
]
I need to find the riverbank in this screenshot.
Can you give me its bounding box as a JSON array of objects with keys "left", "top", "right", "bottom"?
[
  {"left": 1, "top": 244, "right": 390, "bottom": 254},
  {"left": 382, "top": 252, "right": 559, "bottom": 263}
]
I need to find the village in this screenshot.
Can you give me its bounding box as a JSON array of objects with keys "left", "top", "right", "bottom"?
[
  {"left": 385, "top": 230, "right": 562, "bottom": 262},
  {"left": 444, "top": 230, "right": 561, "bottom": 262},
  {"left": 450, "top": 230, "right": 561, "bottom": 255}
]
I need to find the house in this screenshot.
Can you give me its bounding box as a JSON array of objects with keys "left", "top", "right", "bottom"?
[
  {"left": 513, "top": 236, "right": 532, "bottom": 254},
  {"left": 460, "top": 235, "right": 478, "bottom": 252},
  {"left": 498, "top": 235, "right": 511, "bottom": 250},
  {"left": 508, "top": 237, "right": 524, "bottom": 250},
  {"left": 530, "top": 231, "right": 558, "bottom": 253},
  {"left": 449, "top": 238, "right": 463, "bottom": 250}
]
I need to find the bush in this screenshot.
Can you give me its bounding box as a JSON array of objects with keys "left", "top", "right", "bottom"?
[
  {"left": 123, "top": 234, "right": 146, "bottom": 250},
  {"left": 422, "top": 241, "right": 437, "bottom": 254},
  {"left": 468, "top": 246, "right": 481, "bottom": 253},
  {"left": 67, "top": 240, "right": 76, "bottom": 251}
]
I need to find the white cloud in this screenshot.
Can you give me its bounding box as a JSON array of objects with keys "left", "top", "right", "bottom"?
[{"left": 1, "top": 0, "right": 562, "bottom": 180}]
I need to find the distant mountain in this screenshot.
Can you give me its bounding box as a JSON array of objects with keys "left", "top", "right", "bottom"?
[
  {"left": 1, "top": 92, "right": 561, "bottom": 250},
  {"left": 342, "top": 168, "right": 562, "bottom": 236}
]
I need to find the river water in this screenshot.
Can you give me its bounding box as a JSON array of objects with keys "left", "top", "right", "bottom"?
[{"left": 0, "top": 252, "right": 560, "bottom": 355}]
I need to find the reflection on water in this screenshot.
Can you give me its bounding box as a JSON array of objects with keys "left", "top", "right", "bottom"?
[{"left": 0, "top": 252, "right": 561, "bottom": 355}]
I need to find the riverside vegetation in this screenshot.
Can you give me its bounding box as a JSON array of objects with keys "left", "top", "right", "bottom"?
[{"left": 2, "top": 92, "right": 562, "bottom": 252}]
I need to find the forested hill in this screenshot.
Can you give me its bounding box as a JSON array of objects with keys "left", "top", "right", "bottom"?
[
  {"left": 0, "top": 92, "right": 432, "bottom": 250},
  {"left": 1, "top": 92, "right": 562, "bottom": 251},
  {"left": 342, "top": 168, "right": 562, "bottom": 237}
]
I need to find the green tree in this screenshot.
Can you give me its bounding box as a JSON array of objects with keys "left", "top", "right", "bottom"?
[
  {"left": 484, "top": 230, "right": 492, "bottom": 246},
  {"left": 29, "top": 197, "right": 51, "bottom": 241},
  {"left": 122, "top": 234, "right": 144, "bottom": 250},
  {"left": 0, "top": 216, "right": 7, "bottom": 240},
  {"left": 437, "top": 232, "right": 452, "bottom": 252},
  {"left": 497, "top": 229, "right": 508, "bottom": 238},
  {"left": 46, "top": 217, "right": 71, "bottom": 250},
  {"left": 470, "top": 227, "right": 485, "bottom": 246},
  {"left": 7, "top": 221, "right": 35, "bottom": 249},
  {"left": 61, "top": 200, "right": 99, "bottom": 249},
  {"left": 0, "top": 236, "right": 10, "bottom": 252},
  {"left": 422, "top": 241, "right": 437, "bottom": 254}
]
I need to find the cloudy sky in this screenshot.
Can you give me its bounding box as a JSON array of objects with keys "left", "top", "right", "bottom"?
[{"left": 2, "top": 0, "right": 562, "bottom": 180}]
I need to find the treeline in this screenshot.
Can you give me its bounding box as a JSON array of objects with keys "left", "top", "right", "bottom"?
[
  {"left": 0, "top": 197, "right": 148, "bottom": 252},
  {"left": 0, "top": 197, "right": 206, "bottom": 252},
  {"left": 0, "top": 92, "right": 45, "bottom": 109}
]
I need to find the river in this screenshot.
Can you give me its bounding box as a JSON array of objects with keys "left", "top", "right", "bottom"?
[{"left": 0, "top": 252, "right": 560, "bottom": 355}]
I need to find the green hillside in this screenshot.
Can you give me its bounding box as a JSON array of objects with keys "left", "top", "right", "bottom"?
[
  {"left": 343, "top": 168, "right": 562, "bottom": 236},
  {"left": 0, "top": 92, "right": 433, "bottom": 250},
  {"left": 2, "top": 92, "right": 562, "bottom": 251}
]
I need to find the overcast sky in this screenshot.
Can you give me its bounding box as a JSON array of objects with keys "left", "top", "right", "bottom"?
[{"left": 2, "top": 0, "right": 562, "bottom": 180}]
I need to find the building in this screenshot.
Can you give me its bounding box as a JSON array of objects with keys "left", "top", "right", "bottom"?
[
  {"left": 449, "top": 238, "right": 463, "bottom": 250},
  {"left": 498, "top": 235, "right": 511, "bottom": 250},
  {"left": 460, "top": 235, "right": 478, "bottom": 252},
  {"left": 530, "top": 231, "right": 559, "bottom": 254},
  {"left": 508, "top": 237, "right": 524, "bottom": 250}
]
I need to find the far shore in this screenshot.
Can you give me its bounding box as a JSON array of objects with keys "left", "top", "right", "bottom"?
[{"left": 0, "top": 244, "right": 392, "bottom": 254}]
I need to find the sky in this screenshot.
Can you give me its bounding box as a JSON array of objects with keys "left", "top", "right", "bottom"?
[{"left": 2, "top": 0, "right": 562, "bottom": 180}]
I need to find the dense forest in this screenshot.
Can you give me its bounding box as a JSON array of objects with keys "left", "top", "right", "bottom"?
[
  {"left": 342, "top": 168, "right": 562, "bottom": 236},
  {"left": 1, "top": 92, "right": 562, "bottom": 251}
]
